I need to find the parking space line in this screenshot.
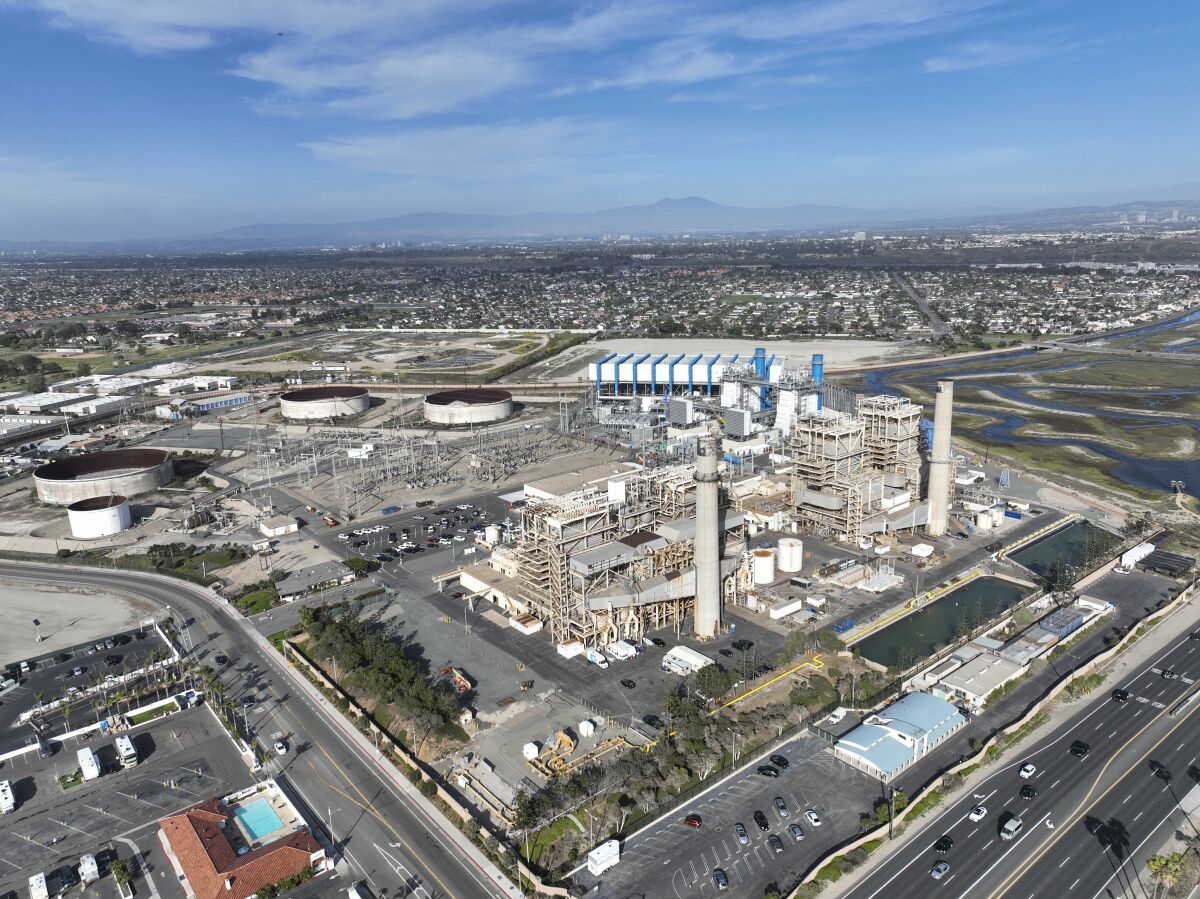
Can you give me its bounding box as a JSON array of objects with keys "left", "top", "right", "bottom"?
[
  {"left": 0, "top": 857, "right": 21, "bottom": 870},
  {"left": 50, "top": 817, "right": 97, "bottom": 839}
]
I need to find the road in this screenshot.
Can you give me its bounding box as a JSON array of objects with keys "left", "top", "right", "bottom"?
[
  {"left": 891, "top": 271, "right": 952, "bottom": 337},
  {"left": 840, "top": 624, "right": 1200, "bottom": 899},
  {"left": 0, "top": 560, "right": 517, "bottom": 899}
]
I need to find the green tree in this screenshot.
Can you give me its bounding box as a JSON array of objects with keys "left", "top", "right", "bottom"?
[
  {"left": 344, "top": 557, "right": 370, "bottom": 574},
  {"left": 76, "top": 361, "right": 93, "bottom": 377},
  {"left": 110, "top": 857, "right": 132, "bottom": 885}
]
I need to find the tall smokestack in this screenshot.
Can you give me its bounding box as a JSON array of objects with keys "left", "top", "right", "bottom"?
[
  {"left": 811, "top": 354, "right": 824, "bottom": 410},
  {"left": 926, "top": 379, "right": 954, "bottom": 537},
  {"left": 693, "top": 434, "right": 722, "bottom": 639}
]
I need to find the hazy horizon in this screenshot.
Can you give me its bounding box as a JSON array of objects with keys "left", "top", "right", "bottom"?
[{"left": 1, "top": 0, "right": 1198, "bottom": 241}]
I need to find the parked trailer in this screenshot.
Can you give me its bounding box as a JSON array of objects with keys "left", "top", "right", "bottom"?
[
  {"left": 77, "top": 747, "right": 101, "bottom": 781},
  {"left": 115, "top": 735, "right": 138, "bottom": 768},
  {"left": 585, "top": 648, "right": 610, "bottom": 669},
  {"left": 608, "top": 640, "right": 637, "bottom": 661},
  {"left": 0, "top": 779, "right": 14, "bottom": 814},
  {"left": 1004, "top": 510, "right": 1023, "bottom": 520}
]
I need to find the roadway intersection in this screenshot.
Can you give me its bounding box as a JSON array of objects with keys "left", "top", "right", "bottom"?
[{"left": 0, "top": 560, "right": 517, "bottom": 899}]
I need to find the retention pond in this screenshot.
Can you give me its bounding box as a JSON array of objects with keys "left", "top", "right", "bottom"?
[{"left": 853, "top": 576, "right": 1032, "bottom": 669}]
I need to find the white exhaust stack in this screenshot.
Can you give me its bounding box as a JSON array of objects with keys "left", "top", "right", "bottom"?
[
  {"left": 693, "top": 434, "right": 722, "bottom": 639},
  {"left": 926, "top": 379, "right": 954, "bottom": 537}
]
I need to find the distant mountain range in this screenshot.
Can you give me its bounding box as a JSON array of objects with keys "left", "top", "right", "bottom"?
[{"left": 2, "top": 196, "right": 1198, "bottom": 253}]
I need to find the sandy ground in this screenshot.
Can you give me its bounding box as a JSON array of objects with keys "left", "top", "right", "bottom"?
[
  {"left": 544, "top": 337, "right": 910, "bottom": 379},
  {"left": 0, "top": 578, "right": 158, "bottom": 665},
  {"left": 220, "top": 535, "right": 336, "bottom": 590}
]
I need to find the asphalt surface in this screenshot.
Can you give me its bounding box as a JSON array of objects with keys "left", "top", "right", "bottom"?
[
  {"left": 577, "top": 733, "right": 882, "bottom": 899},
  {"left": 0, "top": 560, "right": 516, "bottom": 899},
  {"left": 0, "top": 627, "right": 169, "bottom": 754},
  {"left": 0, "top": 706, "right": 252, "bottom": 898},
  {"left": 841, "top": 624, "right": 1200, "bottom": 899}
]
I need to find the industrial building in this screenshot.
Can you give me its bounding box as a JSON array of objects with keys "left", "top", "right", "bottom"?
[
  {"left": 279, "top": 385, "right": 370, "bottom": 420},
  {"left": 456, "top": 437, "right": 745, "bottom": 648},
  {"left": 33, "top": 448, "right": 174, "bottom": 505},
  {"left": 423, "top": 387, "right": 514, "bottom": 426},
  {"left": 155, "top": 392, "right": 253, "bottom": 419}
]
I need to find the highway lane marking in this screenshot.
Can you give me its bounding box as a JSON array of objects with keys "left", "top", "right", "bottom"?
[
  {"left": 1070, "top": 878, "right": 1079, "bottom": 889},
  {"left": 983, "top": 674, "right": 1200, "bottom": 899},
  {"left": 1093, "top": 721, "right": 1103, "bottom": 730},
  {"left": 1108, "top": 730, "right": 1117, "bottom": 739},
  {"left": 1058, "top": 856, "right": 1070, "bottom": 868},
  {"left": 1122, "top": 794, "right": 1131, "bottom": 803},
  {"left": 304, "top": 747, "right": 454, "bottom": 899},
  {"left": 1050, "top": 779, "right": 1060, "bottom": 789},
  {"left": 984, "top": 839, "right": 995, "bottom": 850},
  {"left": 950, "top": 812, "right": 1051, "bottom": 899},
  {"left": 851, "top": 789, "right": 998, "bottom": 899},
  {"left": 1134, "top": 811, "right": 1143, "bottom": 821}
]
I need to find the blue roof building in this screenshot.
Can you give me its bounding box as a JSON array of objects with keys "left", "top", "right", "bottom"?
[{"left": 832, "top": 692, "right": 966, "bottom": 782}]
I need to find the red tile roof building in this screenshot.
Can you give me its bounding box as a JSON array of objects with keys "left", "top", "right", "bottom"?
[{"left": 158, "top": 798, "right": 324, "bottom": 899}]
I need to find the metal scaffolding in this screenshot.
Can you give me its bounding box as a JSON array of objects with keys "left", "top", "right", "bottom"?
[{"left": 859, "top": 395, "right": 923, "bottom": 491}]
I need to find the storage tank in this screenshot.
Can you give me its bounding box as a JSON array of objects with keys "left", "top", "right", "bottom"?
[
  {"left": 484, "top": 524, "right": 501, "bottom": 544},
  {"left": 752, "top": 548, "right": 776, "bottom": 585},
  {"left": 990, "top": 506, "right": 1005, "bottom": 527},
  {"left": 975, "top": 510, "right": 993, "bottom": 531},
  {"left": 522, "top": 742, "right": 539, "bottom": 760},
  {"left": 67, "top": 495, "right": 131, "bottom": 539},
  {"left": 778, "top": 537, "right": 803, "bottom": 572}
]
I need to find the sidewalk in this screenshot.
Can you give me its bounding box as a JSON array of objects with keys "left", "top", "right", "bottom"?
[{"left": 827, "top": 591, "right": 1200, "bottom": 898}]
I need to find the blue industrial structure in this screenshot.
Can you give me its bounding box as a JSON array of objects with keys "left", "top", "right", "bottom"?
[{"left": 594, "top": 348, "right": 788, "bottom": 401}]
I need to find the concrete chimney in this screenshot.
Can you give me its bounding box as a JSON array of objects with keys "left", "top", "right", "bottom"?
[
  {"left": 926, "top": 379, "right": 954, "bottom": 537},
  {"left": 693, "top": 434, "right": 722, "bottom": 639}
]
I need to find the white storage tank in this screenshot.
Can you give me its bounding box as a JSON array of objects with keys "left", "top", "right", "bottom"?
[
  {"left": 522, "top": 742, "right": 540, "bottom": 760},
  {"left": 67, "top": 495, "right": 131, "bottom": 539},
  {"left": 578, "top": 719, "right": 595, "bottom": 737},
  {"left": 990, "top": 506, "right": 1005, "bottom": 527},
  {"left": 778, "top": 537, "right": 803, "bottom": 573},
  {"left": 975, "top": 510, "right": 993, "bottom": 531},
  {"left": 484, "top": 525, "right": 501, "bottom": 544},
  {"left": 752, "top": 548, "right": 776, "bottom": 585}
]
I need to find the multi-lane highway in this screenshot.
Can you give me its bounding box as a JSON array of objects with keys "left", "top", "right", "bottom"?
[
  {"left": 841, "top": 621, "right": 1200, "bottom": 899},
  {"left": 0, "top": 560, "right": 516, "bottom": 899}
]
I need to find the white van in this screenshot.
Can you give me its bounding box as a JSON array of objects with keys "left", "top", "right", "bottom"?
[
  {"left": 0, "top": 779, "right": 15, "bottom": 814},
  {"left": 1000, "top": 814, "right": 1023, "bottom": 841},
  {"left": 826, "top": 707, "right": 847, "bottom": 724}
]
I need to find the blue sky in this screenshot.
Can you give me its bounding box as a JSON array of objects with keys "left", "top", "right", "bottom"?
[{"left": 0, "top": 0, "right": 1197, "bottom": 240}]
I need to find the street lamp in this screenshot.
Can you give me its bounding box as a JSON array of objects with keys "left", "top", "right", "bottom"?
[{"left": 32, "top": 618, "right": 42, "bottom": 643}]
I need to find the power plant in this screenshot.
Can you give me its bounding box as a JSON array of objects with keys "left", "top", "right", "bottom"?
[
  {"left": 692, "top": 433, "right": 722, "bottom": 639},
  {"left": 926, "top": 379, "right": 955, "bottom": 537}
]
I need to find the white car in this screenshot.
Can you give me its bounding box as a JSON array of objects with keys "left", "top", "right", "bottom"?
[
  {"left": 337, "top": 533, "right": 350, "bottom": 540},
  {"left": 804, "top": 809, "right": 822, "bottom": 827},
  {"left": 273, "top": 741, "right": 287, "bottom": 756},
  {"left": 456, "top": 504, "right": 472, "bottom": 510},
  {"left": 1019, "top": 763, "right": 1036, "bottom": 778},
  {"left": 969, "top": 805, "right": 987, "bottom": 822},
  {"left": 453, "top": 535, "right": 466, "bottom": 542}
]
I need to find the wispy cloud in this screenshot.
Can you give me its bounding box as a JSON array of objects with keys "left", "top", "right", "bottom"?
[
  {"left": 924, "top": 38, "right": 1054, "bottom": 73},
  {"left": 7, "top": 0, "right": 1013, "bottom": 119}
]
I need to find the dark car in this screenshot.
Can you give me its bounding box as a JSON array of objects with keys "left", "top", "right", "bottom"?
[
  {"left": 713, "top": 868, "right": 728, "bottom": 891},
  {"left": 1191, "top": 630, "right": 1200, "bottom": 641},
  {"left": 718, "top": 648, "right": 734, "bottom": 658},
  {"left": 1070, "top": 740, "right": 1090, "bottom": 758},
  {"left": 1112, "top": 688, "right": 1130, "bottom": 703},
  {"left": 753, "top": 810, "right": 770, "bottom": 832},
  {"left": 732, "top": 639, "right": 754, "bottom": 652},
  {"left": 1162, "top": 669, "right": 1180, "bottom": 680},
  {"left": 620, "top": 679, "right": 636, "bottom": 689},
  {"left": 56, "top": 653, "right": 72, "bottom": 663},
  {"left": 757, "top": 765, "right": 780, "bottom": 778},
  {"left": 768, "top": 835, "right": 784, "bottom": 854},
  {"left": 113, "top": 635, "right": 130, "bottom": 645},
  {"left": 684, "top": 814, "right": 702, "bottom": 828},
  {"left": 649, "top": 637, "right": 666, "bottom": 647},
  {"left": 1020, "top": 784, "right": 1037, "bottom": 800},
  {"left": 214, "top": 655, "right": 228, "bottom": 665},
  {"left": 770, "top": 754, "right": 790, "bottom": 770},
  {"left": 105, "top": 655, "right": 121, "bottom": 666},
  {"left": 934, "top": 835, "right": 954, "bottom": 853},
  {"left": 643, "top": 714, "right": 664, "bottom": 730}
]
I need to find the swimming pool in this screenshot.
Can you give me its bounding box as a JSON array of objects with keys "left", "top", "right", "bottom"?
[{"left": 233, "top": 797, "right": 284, "bottom": 842}]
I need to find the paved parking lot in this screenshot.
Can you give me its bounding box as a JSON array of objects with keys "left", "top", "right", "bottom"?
[
  {"left": 0, "top": 705, "right": 252, "bottom": 898},
  {"left": 0, "top": 626, "right": 171, "bottom": 755},
  {"left": 577, "top": 733, "right": 880, "bottom": 899}
]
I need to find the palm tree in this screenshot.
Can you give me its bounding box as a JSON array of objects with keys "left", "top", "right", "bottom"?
[
  {"left": 1147, "top": 852, "right": 1183, "bottom": 899},
  {"left": 61, "top": 702, "right": 74, "bottom": 736}
]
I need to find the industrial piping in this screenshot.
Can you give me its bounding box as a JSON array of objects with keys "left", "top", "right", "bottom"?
[
  {"left": 926, "top": 379, "right": 954, "bottom": 537},
  {"left": 693, "top": 434, "right": 722, "bottom": 639}
]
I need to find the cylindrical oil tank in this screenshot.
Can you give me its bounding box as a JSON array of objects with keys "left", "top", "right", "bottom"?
[
  {"left": 990, "top": 506, "right": 1005, "bottom": 527},
  {"left": 778, "top": 537, "right": 803, "bottom": 572},
  {"left": 975, "top": 510, "right": 993, "bottom": 531},
  {"left": 484, "top": 525, "right": 501, "bottom": 544},
  {"left": 752, "top": 548, "right": 776, "bottom": 585},
  {"left": 67, "top": 495, "right": 131, "bottom": 539}
]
